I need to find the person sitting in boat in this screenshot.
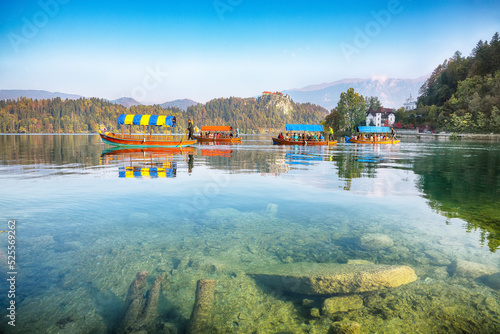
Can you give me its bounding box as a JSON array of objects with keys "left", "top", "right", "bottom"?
[
  {"left": 319, "top": 134, "right": 324, "bottom": 140},
  {"left": 187, "top": 120, "right": 194, "bottom": 140},
  {"left": 278, "top": 133, "right": 284, "bottom": 140}
]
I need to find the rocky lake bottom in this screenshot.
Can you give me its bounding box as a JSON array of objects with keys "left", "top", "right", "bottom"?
[{"left": 4, "top": 204, "right": 499, "bottom": 334}]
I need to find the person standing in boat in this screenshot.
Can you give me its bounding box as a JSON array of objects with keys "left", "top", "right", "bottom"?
[
  {"left": 187, "top": 120, "right": 194, "bottom": 140},
  {"left": 391, "top": 127, "right": 397, "bottom": 140}
]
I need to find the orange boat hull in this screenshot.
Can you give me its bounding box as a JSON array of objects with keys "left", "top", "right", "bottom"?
[
  {"left": 272, "top": 137, "right": 337, "bottom": 146},
  {"left": 99, "top": 131, "right": 197, "bottom": 147},
  {"left": 193, "top": 135, "right": 241, "bottom": 143}
]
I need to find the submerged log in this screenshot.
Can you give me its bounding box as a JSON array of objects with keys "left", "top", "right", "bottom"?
[
  {"left": 113, "top": 272, "right": 165, "bottom": 334},
  {"left": 187, "top": 279, "right": 216, "bottom": 334},
  {"left": 143, "top": 275, "right": 164, "bottom": 324}
]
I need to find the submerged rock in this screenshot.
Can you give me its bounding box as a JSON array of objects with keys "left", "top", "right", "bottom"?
[
  {"left": 449, "top": 260, "right": 499, "bottom": 279},
  {"left": 322, "top": 295, "right": 364, "bottom": 314},
  {"left": 329, "top": 321, "right": 361, "bottom": 334},
  {"left": 359, "top": 233, "right": 394, "bottom": 250},
  {"left": 249, "top": 262, "right": 417, "bottom": 295},
  {"left": 310, "top": 308, "right": 321, "bottom": 318},
  {"left": 477, "top": 273, "right": 500, "bottom": 290},
  {"left": 424, "top": 250, "right": 451, "bottom": 266}
]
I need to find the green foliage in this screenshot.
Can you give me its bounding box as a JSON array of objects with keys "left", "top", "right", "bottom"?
[
  {"left": 415, "top": 31, "right": 500, "bottom": 133},
  {"left": 185, "top": 96, "right": 327, "bottom": 134},
  {"left": 335, "top": 88, "right": 366, "bottom": 134},
  {"left": 365, "top": 96, "right": 382, "bottom": 110},
  {"left": 0, "top": 97, "right": 184, "bottom": 134},
  {"left": 0, "top": 95, "right": 328, "bottom": 134},
  {"left": 323, "top": 109, "right": 342, "bottom": 132}
]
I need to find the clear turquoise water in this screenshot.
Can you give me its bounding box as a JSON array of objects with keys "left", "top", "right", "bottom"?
[{"left": 0, "top": 134, "right": 499, "bottom": 333}]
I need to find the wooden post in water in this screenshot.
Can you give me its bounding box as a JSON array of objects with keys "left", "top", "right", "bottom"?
[{"left": 187, "top": 279, "right": 216, "bottom": 334}]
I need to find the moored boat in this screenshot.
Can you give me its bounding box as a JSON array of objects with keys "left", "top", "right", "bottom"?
[
  {"left": 272, "top": 124, "right": 337, "bottom": 146},
  {"left": 99, "top": 114, "right": 197, "bottom": 147},
  {"left": 193, "top": 125, "right": 241, "bottom": 143},
  {"left": 345, "top": 126, "right": 400, "bottom": 144}
]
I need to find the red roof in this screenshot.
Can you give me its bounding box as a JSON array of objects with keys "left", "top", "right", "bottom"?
[{"left": 367, "top": 106, "right": 395, "bottom": 115}]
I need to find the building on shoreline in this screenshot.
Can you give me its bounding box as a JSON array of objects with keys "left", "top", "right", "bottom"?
[
  {"left": 365, "top": 106, "right": 396, "bottom": 127},
  {"left": 403, "top": 94, "right": 417, "bottom": 110}
]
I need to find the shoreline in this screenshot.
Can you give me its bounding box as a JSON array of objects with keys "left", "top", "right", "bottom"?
[
  {"left": 398, "top": 132, "right": 500, "bottom": 141},
  {"left": 1, "top": 132, "right": 500, "bottom": 141}
]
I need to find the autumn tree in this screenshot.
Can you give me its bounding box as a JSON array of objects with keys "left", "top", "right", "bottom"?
[{"left": 324, "top": 108, "right": 342, "bottom": 132}]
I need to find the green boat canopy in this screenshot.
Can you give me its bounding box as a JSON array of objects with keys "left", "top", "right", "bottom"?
[
  {"left": 118, "top": 114, "right": 177, "bottom": 127},
  {"left": 357, "top": 126, "right": 391, "bottom": 133},
  {"left": 286, "top": 124, "right": 324, "bottom": 132}
]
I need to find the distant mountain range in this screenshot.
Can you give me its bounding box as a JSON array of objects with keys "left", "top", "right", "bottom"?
[
  {"left": 109, "top": 97, "right": 142, "bottom": 108},
  {"left": 1, "top": 76, "right": 427, "bottom": 112},
  {"left": 0, "top": 90, "right": 199, "bottom": 111},
  {"left": 283, "top": 76, "right": 428, "bottom": 110},
  {"left": 0, "top": 89, "right": 84, "bottom": 101},
  {"left": 160, "top": 99, "right": 199, "bottom": 111}
]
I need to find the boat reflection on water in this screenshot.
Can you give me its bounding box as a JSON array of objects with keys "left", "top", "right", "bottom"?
[
  {"left": 200, "top": 148, "right": 233, "bottom": 157},
  {"left": 100, "top": 147, "right": 196, "bottom": 178},
  {"left": 285, "top": 151, "right": 323, "bottom": 165}
]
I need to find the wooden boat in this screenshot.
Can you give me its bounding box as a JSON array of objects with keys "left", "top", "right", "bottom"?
[
  {"left": 345, "top": 126, "right": 400, "bottom": 144},
  {"left": 272, "top": 137, "right": 337, "bottom": 146},
  {"left": 99, "top": 114, "right": 197, "bottom": 147},
  {"left": 272, "top": 124, "right": 337, "bottom": 146},
  {"left": 193, "top": 125, "right": 242, "bottom": 143}
]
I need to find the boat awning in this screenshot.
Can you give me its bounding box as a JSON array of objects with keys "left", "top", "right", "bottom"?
[
  {"left": 357, "top": 126, "right": 390, "bottom": 133},
  {"left": 201, "top": 126, "right": 233, "bottom": 131},
  {"left": 286, "top": 124, "right": 324, "bottom": 132},
  {"left": 118, "top": 114, "right": 177, "bottom": 127}
]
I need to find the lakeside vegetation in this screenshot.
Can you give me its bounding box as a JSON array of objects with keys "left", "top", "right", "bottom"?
[
  {"left": 323, "top": 32, "right": 500, "bottom": 135},
  {"left": 0, "top": 97, "right": 186, "bottom": 134},
  {"left": 404, "top": 32, "right": 500, "bottom": 133},
  {"left": 1, "top": 33, "right": 499, "bottom": 135},
  {"left": 0, "top": 94, "right": 327, "bottom": 134}
]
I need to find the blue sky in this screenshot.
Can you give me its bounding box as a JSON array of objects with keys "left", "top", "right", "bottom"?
[{"left": 0, "top": 0, "right": 499, "bottom": 103}]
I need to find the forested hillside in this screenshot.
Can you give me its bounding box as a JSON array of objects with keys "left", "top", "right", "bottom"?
[
  {"left": 0, "top": 94, "right": 328, "bottom": 134},
  {"left": 0, "top": 97, "right": 185, "bottom": 133},
  {"left": 185, "top": 95, "right": 328, "bottom": 133},
  {"left": 412, "top": 32, "right": 500, "bottom": 133}
]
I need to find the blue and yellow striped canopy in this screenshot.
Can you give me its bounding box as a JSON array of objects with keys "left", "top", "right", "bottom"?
[{"left": 117, "top": 114, "right": 177, "bottom": 127}]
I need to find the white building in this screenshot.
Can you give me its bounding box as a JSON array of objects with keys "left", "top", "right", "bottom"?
[
  {"left": 366, "top": 106, "right": 396, "bottom": 127},
  {"left": 403, "top": 94, "right": 417, "bottom": 110}
]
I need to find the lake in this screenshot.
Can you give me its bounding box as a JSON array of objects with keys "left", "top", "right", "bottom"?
[{"left": 1, "top": 134, "right": 499, "bottom": 333}]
